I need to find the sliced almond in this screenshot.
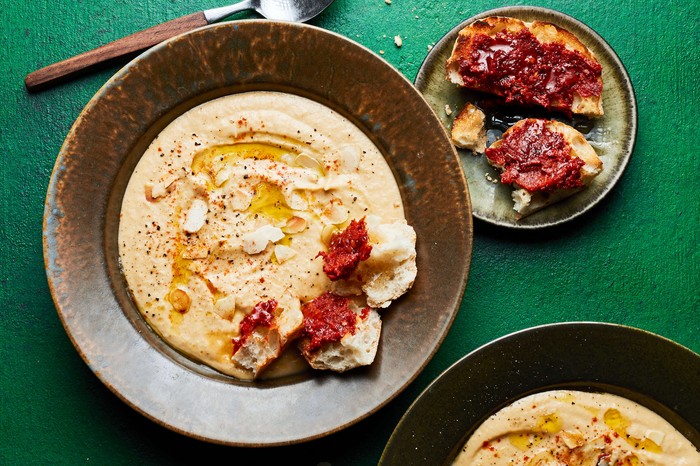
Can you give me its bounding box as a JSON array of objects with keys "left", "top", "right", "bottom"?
[
  {"left": 168, "top": 287, "right": 191, "bottom": 313},
  {"left": 280, "top": 153, "right": 296, "bottom": 166},
  {"left": 561, "top": 431, "right": 585, "bottom": 449},
  {"left": 274, "top": 244, "right": 297, "bottom": 264},
  {"left": 191, "top": 173, "right": 210, "bottom": 196},
  {"left": 286, "top": 190, "right": 308, "bottom": 210},
  {"left": 215, "top": 166, "right": 233, "bottom": 186},
  {"left": 283, "top": 216, "right": 307, "bottom": 234},
  {"left": 229, "top": 187, "right": 252, "bottom": 211},
  {"left": 645, "top": 429, "right": 665, "bottom": 446},
  {"left": 242, "top": 225, "right": 285, "bottom": 255},
  {"left": 183, "top": 199, "right": 208, "bottom": 233},
  {"left": 148, "top": 176, "right": 178, "bottom": 200},
  {"left": 181, "top": 243, "right": 209, "bottom": 260},
  {"left": 321, "top": 198, "right": 349, "bottom": 225},
  {"left": 214, "top": 295, "right": 236, "bottom": 320},
  {"left": 294, "top": 152, "right": 324, "bottom": 173}
]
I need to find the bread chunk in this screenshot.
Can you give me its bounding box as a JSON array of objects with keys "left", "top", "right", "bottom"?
[
  {"left": 300, "top": 307, "right": 381, "bottom": 372},
  {"left": 360, "top": 219, "right": 417, "bottom": 308},
  {"left": 298, "top": 293, "right": 381, "bottom": 372},
  {"left": 451, "top": 102, "right": 487, "bottom": 153},
  {"left": 486, "top": 118, "right": 602, "bottom": 218},
  {"left": 446, "top": 16, "right": 603, "bottom": 117},
  {"left": 231, "top": 297, "right": 303, "bottom": 378}
]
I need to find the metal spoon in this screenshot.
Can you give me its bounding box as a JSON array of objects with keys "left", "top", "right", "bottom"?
[{"left": 25, "top": 0, "right": 335, "bottom": 92}]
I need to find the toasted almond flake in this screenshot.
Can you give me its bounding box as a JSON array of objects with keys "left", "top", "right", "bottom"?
[
  {"left": 215, "top": 167, "right": 232, "bottom": 186},
  {"left": 148, "top": 177, "right": 177, "bottom": 199},
  {"left": 294, "top": 153, "right": 323, "bottom": 172},
  {"left": 214, "top": 295, "right": 236, "bottom": 320},
  {"left": 283, "top": 216, "right": 307, "bottom": 234},
  {"left": 645, "top": 429, "right": 665, "bottom": 446},
  {"left": 183, "top": 199, "right": 208, "bottom": 233},
  {"left": 229, "top": 187, "right": 252, "bottom": 211},
  {"left": 274, "top": 244, "right": 297, "bottom": 264},
  {"left": 321, "top": 199, "right": 349, "bottom": 225},
  {"left": 168, "top": 287, "right": 191, "bottom": 313},
  {"left": 286, "top": 190, "right": 308, "bottom": 210},
  {"left": 561, "top": 431, "right": 584, "bottom": 449},
  {"left": 280, "top": 153, "right": 296, "bottom": 165},
  {"left": 242, "top": 225, "right": 285, "bottom": 254},
  {"left": 191, "top": 173, "right": 210, "bottom": 196},
  {"left": 181, "top": 244, "right": 209, "bottom": 260}
]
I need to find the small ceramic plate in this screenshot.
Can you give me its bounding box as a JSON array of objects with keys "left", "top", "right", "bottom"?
[
  {"left": 415, "top": 6, "right": 637, "bottom": 228},
  {"left": 380, "top": 322, "right": 700, "bottom": 465},
  {"left": 43, "top": 21, "right": 472, "bottom": 446}
]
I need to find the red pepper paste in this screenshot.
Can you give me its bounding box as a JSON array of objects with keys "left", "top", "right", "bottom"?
[
  {"left": 485, "top": 119, "right": 584, "bottom": 192},
  {"left": 458, "top": 28, "right": 602, "bottom": 114},
  {"left": 301, "top": 292, "right": 366, "bottom": 353},
  {"left": 318, "top": 218, "right": 372, "bottom": 281},
  {"left": 232, "top": 299, "right": 277, "bottom": 355}
]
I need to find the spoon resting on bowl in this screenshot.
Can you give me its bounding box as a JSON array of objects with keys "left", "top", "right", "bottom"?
[{"left": 25, "top": 0, "right": 335, "bottom": 92}]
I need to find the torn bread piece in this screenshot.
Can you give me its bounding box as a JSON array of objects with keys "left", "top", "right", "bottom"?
[
  {"left": 359, "top": 218, "right": 417, "bottom": 308},
  {"left": 231, "top": 297, "right": 303, "bottom": 378},
  {"left": 298, "top": 292, "right": 381, "bottom": 372},
  {"left": 320, "top": 217, "right": 417, "bottom": 309},
  {"left": 446, "top": 16, "right": 603, "bottom": 117},
  {"left": 451, "top": 102, "right": 487, "bottom": 153},
  {"left": 485, "top": 118, "right": 602, "bottom": 218}
]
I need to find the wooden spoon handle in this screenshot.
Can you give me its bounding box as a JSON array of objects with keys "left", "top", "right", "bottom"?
[{"left": 25, "top": 12, "right": 208, "bottom": 92}]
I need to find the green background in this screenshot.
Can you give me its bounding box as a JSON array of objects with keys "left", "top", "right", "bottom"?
[{"left": 1, "top": 0, "right": 698, "bottom": 464}]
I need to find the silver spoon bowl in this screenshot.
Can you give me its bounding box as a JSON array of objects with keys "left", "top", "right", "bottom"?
[
  {"left": 207, "top": 0, "right": 334, "bottom": 23},
  {"left": 25, "top": 0, "right": 336, "bottom": 91}
]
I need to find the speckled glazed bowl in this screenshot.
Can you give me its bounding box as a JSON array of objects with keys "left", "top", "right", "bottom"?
[
  {"left": 43, "top": 21, "right": 472, "bottom": 445},
  {"left": 416, "top": 6, "right": 637, "bottom": 229},
  {"left": 380, "top": 322, "right": 700, "bottom": 465}
]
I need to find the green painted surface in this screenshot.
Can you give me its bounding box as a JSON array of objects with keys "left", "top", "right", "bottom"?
[{"left": 1, "top": 0, "right": 698, "bottom": 464}]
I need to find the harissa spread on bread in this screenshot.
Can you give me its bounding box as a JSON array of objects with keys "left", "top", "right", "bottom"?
[{"left": 446, "top": 16, "right": 605, "bottom": 218}]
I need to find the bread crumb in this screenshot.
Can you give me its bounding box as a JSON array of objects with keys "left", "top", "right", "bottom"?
[
  {"left": 427, "top": 44, "right": 433, "bottom": 51},
  {"left": 445, "top": 104, "right": 453, "bottom": 116},
  {"left": 394, "top": 35, "right": 402, "bottom": 47},
  {"left": 485, "top": 173, "right": 499, "bottom": 184},
  {"left": 450, "top": 102, "right": 487, "bottom": 153},
  {"left": 379, "top": 50, "right": 385, "bottom": 55},
  {"left": 385, "top": 0, "right": 391, "bottom": 4}
]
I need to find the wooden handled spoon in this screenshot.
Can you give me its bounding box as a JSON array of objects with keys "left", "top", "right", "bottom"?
[{"left": 25, "top": 0, "right": 335, "bottom": 92}]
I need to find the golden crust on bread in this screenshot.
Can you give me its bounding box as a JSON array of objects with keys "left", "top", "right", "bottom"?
[
  {"left": 446, "top": 16, "right": 603, "bottom": 117},
  {"left": 486, "top": 118, "right": 602, "bottom": 218}
]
